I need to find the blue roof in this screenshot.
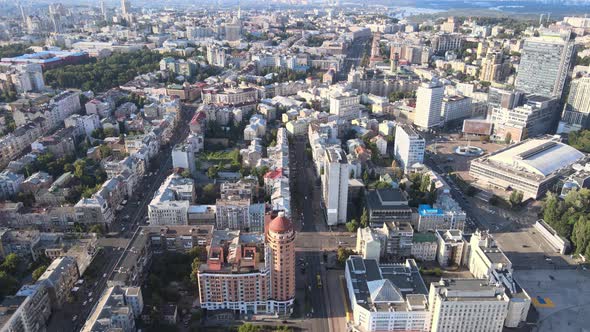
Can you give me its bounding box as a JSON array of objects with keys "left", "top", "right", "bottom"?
[{"left": 418, "top": 204, "right": 443, "bottom": 216}]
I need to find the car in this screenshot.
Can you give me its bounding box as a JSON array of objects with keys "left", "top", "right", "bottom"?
[
  {"left": 72, "top": 315, "right": 78, "bottom": 322},
  {"left": 82, "top": 301, "right": 87, "bottom": 306},
  {"left": 103, "top": 273, "right": 107, "bottom": 278},
  {"left": 88, "top": 292, "right": 93, "bottom": 297},
  {"left": 89, "top": 297, "right": 93, "bottom": 302}
]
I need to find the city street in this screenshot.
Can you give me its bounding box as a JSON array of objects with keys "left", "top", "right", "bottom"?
[{"left": 46, "top": 104, "right": 194, "bottom": 332}]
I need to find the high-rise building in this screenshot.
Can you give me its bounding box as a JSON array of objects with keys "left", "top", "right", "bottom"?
[
  {"left": 394, "top": 124, "right": 425, "bottom": 171},
  {"left": 266, "top": 213, "right": 296, "bottom": 314},
  {"left": 206, "top": 44, "right": 226, "bottom": 67},
  {"left": 479, "top": 51, "right": 510, "bottom": 83},
  {"left": 429, "top": 279, "right": 509, "bottom": 332},
  {"left": 321, "top": 146, "right": 349, "bottom": 225},
  {"left": 515, "top": 32, "right": 575, "bottom": 98},
  {"left": 120, "top": 0, "right": 129, "bottom": 15},
  {"left": 414, "top": 81, "right": 443, "bottom": 129},
  {"left": 197, "top": 215, "right": 295, "bottom": 316},
  {"left": 557, "top": 75, "right": 590, "bottom": 133}
]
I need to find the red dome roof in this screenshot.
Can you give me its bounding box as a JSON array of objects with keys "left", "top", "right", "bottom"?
[{"left": 269, "top": 215, "right": 293, "bottom": 233}]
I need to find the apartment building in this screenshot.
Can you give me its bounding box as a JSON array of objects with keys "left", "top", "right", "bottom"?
[
  {"left": 435, "top": 230, "right": 466, "bottom": 268},
  {"left": 148, "top": 174, "right": 194, "bottom": 225},
  {"left": 36, "top": 256, "right": 79, "bottom": 309},
  {"left": 198, "top": 214, "right": 295, "bottom": 316},
  {"left": 0, "top": 284, "right": 52, "bottom": 332},
  {"left": 81, "top": 286, "right": 143, "bottom": 332},
  {"left": 329, "top": 87, "right": 361, "bottom": 121},
  {"left": 394, "top": 124, "right": 425, "bottom": 171}
]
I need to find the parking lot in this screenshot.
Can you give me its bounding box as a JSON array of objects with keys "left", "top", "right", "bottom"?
[{"left": 514, "top": 269, "right": 590, "bottom": 332}]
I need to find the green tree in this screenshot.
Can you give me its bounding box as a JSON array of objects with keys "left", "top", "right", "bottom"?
[
  {"left": 337, "top": 247, "right": 354, "bottom": 264},
  {"left": 346, "top": 219, "right": 359, "bottom": 232},
  {"left": 32, "top": 265, "right": 48, "bottom": 282},
  {"left": 238, "top": 323, "right": 261, "bottom": 332},
  {"left": 89, "top": 224, "right": 105, "bottom": 235},
  {"left": 73, "top": 159, "right": 86, "bottom": 178},
  {"left": 206, "top": 166, "right": 218, "bottom": 179},
  {"left": 360, "top": 208, "right": 369, "bottom": 228},
  {"left": 201, "top": 183, "right": 217, "bottom": 204},
  {"left": 0, "top": 271, "right": 18, "bottom": 298},
  {"left": 504, "top": 132, "right": 512, "bottom": 145},
  {"left": 375, "top": 181, "right": 391, "bottom": 189},
  {"left": 419, "top": 174, "right": 431, "bottom": 193},
  {"left": 509, "top": 190, "right": 523, "bottom": 207},
  {"left": 1, "top": 254, "right": 19, "bottom": 274},
  {"left": 181, "top": 169, "right": 192, "bottom": 178}
]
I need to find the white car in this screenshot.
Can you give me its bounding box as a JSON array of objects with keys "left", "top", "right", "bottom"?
[{"left": 72, "top": 315, "right": 78, "bottom": 322}]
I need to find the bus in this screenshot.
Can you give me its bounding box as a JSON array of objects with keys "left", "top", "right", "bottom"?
[{"left": 316, "top": 273, "right": 322, "bottom": 288}]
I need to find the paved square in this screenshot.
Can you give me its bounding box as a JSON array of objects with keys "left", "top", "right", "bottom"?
[{"left": 514, "top": 269, "right": 590, "bottom": 331}]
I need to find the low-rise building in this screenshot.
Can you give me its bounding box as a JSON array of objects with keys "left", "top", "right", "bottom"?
[
  {"left": 148, "top": 174, "right": 194, "bottom": 225},
  {"left": 345, "top": 256, "right": 430, "bottom": 332},
  {"left": 411, "top": 233, "right": 438, "bottom": 261},
  {"left": 365, "top": 188, "right": 412, "bottom": 228}
]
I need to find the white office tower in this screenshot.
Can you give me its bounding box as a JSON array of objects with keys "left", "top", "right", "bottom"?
[
  {"left": 515, "top": 31, "right": 575, "bottom": 99},
  {"left": 558, "top": 76, "right": 590, "bottom": 133},
  {"left": 394, "top": 124, "right": 425, "bottom": 171},
  {"left": 414, "top": 81, "right": 444, "bottom": 129},
  {"left": 429, "top": 279, "right": 510, "bottom": 332},
  {"left": 322, "top": 146, "right": 349, "bottom": 225}
]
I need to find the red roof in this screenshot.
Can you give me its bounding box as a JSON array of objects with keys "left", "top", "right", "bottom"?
[
  {"left": 264, "top": 169, "right": 283, "bottom": 179},
  {"left": 269, "top": 215, "right": 293, "bottom": 233}
]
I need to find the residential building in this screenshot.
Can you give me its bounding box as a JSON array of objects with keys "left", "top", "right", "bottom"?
[
  {"left": 381, "top": 221, "right": 414, "bottom": 258},
  {"left": 365, "top": 188, "right": 412, "bottom": 228},
  {"left": 431, "top": 33, "right": 463, "bottom": 53},
  {"left": 215, "top": 199, "right": 250, "bottom": 231},
  {"left": 0, "top": 228, "right": 41, "bottom": 261},
  {"left": 198, "top": 214, "right": 295, "bottom": 316},
  {"left": 356, "top": 227, "right": 382, "bottom": 262},
  {"left": 435, "top": 230, "right": 465, "bottom": 268},
  {"left": 0, "top": 284, "right": 51, "bottom": 332},
  {"left": 329, "top": 87, "right": 360, "bottom": 121},
  {"left": 558, "top": 76, "right": 590, "bottom": 133},
  {"left": 81, "top": 285, "right": 143, "bottom": 332},
  {"left": 345, "top": 256, "right": 430, "bottom": 332},
  {"left": 429, "top": 279, "right": 509, "bottom": 332},
  {"left": 414, "top": 81, "right": 444, "bottom": 129},
  {"left": 411, "top": 233, "right": 438, "bottom": 261},
  {"left": 74, "top": 196, "right": 115, "bottom": 226},
  {"left": 469, "top": 137, "right": 585, "bottom": 199},
  {"left": 515, "top": 32, "right": 575, "bottom": 98},
  {"left": 321, "top": 146, "right": 349, "bottom": 225},
  {"left": 394, "top": 124, "right": 425, "bottom": 171},
  {"left": 148, "top": 174, "right": 194, "bottom": 225},
  {"left": 479, "top": 51, "right": 510, "bottom": 83},
  {"left": 0, "top": 171, "right": 25, "bottom": 200},
  {"left": 36, "top": 256, "right": 79, "bottom": 309}
]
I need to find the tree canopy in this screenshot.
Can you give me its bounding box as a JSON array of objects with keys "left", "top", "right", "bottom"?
[{"left": 44, "top": 50, "right": 162, "bottom": 92}]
